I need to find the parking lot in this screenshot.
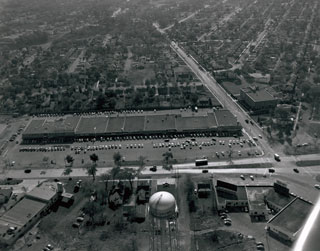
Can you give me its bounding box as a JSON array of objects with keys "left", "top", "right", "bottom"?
[{"left": 6, "top": 132, "right": 262, "bottom": 169}]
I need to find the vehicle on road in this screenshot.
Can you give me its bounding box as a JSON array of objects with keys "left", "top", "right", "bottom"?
[
  {"left": 24, "top": 169, "right": 31, "bottom": 173},
  {"left": 195, "top": 158, "right": 208, "bottom": 167},
  {"left": 150, "top": 166, "right": 157, "bottom": 172},
  {"left": 274, "top": 153, "right": 281, "bottom": 161},
  {"left": 202, "top": 169, "right": 208, "bottom": 173},
  {"left": 293, "top": 168, "right": 299, "bottom": 173},
  {"left": 268, "top": 168, "right": 275, "bottom": 173}
]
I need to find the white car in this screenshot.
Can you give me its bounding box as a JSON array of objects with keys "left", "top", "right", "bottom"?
[{"left": 314, "top": 184, "right": 320, "bottom": 190}]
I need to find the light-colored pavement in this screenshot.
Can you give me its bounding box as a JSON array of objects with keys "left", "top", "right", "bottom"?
[
  {"left": 2, "top": 152, "right": 320, "bottom": 180},
  {"left": 170, "top": 41, "right": 275, "bottom": 158}
]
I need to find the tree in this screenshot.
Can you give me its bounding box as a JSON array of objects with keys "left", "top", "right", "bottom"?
[
  {"left": 110, "top": 166, "right": 121, "bottom": 185},
  {"left": 86, "top": 163, "right": 98, "bottom": 181},
  {"left": 97, "top": 187, "right": 108, "bottom": 205},
  {"left": 267, "top": 126, "right": 272, "bottom": 138},
  {"left": 162, "top": 151, "right": 173, "bottom": 170},
  {"left": 137, "top": 156, "right": 146, "bottom": 175},
  {"left": 65, "top": 155, "right": 74, "bottom": 166},
  {"left": 63, "top": 166, "right": 73, "bottom": 176},
  {"left": 100, "top": 172, "right": 111, "bottom": 191},
  {"left": 113, "top": 152, "right": 122, "bottom": 167},
  {"left": 83, "top": 201, "right": 103, "bottom": 224},
  {"left": 116, "top": 168, "right": 136, "bottom": 192},
  {"left": 90, "top": 153, "right": 99, "bottom": 163}
]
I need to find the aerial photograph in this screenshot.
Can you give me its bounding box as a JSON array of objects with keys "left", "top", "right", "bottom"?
[{"left": 0, "top": 0, "right": 320, "bottom": 250}]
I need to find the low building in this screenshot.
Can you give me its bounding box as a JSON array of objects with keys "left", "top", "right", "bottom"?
[
  {"left": 157, "top": 178, "right": 177, "bottom": 198},
  {"left": 213, "top": 180, "right": 248, "bottom": 212},
  {"left": 197, "top": 182, "right": 211, "bottom": 198},
  {"left": 249, "top": 73, "right": 271, "bottom": 83},
  {"left": 60, "top": 193, "right": 74, "bottom": 207},
  {"left": 264, "top": 181, "right": 296, "bottom": 213},
  {"left": 0, "top": 182, "right": 61, "bottom": 245},
  {"left": 240, "top": 86, "right": 278, "bottom": 113},
  {"left": 267, "top": 197, "right": 313, "bottom": 243},
  {"left": 22, "top": 110, "right": 242, "bottom": 144},
  {"left": 246, "top": 186, "right": 270, "bottom": 221}
]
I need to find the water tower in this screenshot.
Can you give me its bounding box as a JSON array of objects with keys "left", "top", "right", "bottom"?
[{"left": 148, "top": 191, "right": 179, "bottom": 251}]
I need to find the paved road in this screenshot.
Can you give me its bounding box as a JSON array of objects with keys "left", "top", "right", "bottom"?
[
  {"left": 2, "top": 152, "right": 320, "bottom": 180},
  {"left": 170, "top": 41, "right": 275, "bottom": 158}
]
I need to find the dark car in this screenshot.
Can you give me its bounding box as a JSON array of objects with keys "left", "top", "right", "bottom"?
[
  {"left": 268, "top": 168, "right": 275, "bottom": 173},
  {"left": 24, "top": 169, "right": 31, "bottom": 173},
  {"left": 73, "top": 185, "right": 80, "bottom": 193},
  {"left": 293, "top": 168, "right": 299, "bottom": 173},
  {"left": 202, "top": 169, "right": 209, "bottom": 173},
  {"left": 150, "top": 166, "right": 157, "bottom": 172}
]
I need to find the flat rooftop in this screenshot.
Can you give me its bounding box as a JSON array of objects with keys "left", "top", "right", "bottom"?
[
  {"left": 214, "top": 110, "right": 238, "bottom": 127},
  {"left": 26, "top": 182, "right": 58, "bottom": 202},
  {"left": 23, "top": 110, "right": 241, "bottom": 137},
  {"left": 268, "top": 197, "right": 313, "bottom": 234},
  {"left": 217, "top": 186, "right": 247, "bottom": 204},
  {"left": 0, "top": 198, "right": 46, "bottom": 234},
  {"left": 246, "top": 186, "right": 271, "bottom": 210},
  {"left": 265, "top": 189, "right": 296, "bottom": 208},
  {"left": 242, "top": 88, "right": 277, "bottom": 102}
]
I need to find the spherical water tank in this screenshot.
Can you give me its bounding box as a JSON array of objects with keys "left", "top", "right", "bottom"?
[{"left": 149, "top": 191, "right": 176, "bottom": 219}]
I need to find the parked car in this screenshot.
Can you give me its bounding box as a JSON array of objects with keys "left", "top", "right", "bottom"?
[
  {"left": 46, "top": 244, "right": 54, "bottom": 250},
  {"left": 72, "top": 222, "right": 81, "bottom": 228},
  {"left": 76, "top": 217, "right": 84, "bottom": 223},
  {"left": 293, "top": 168, "right": 299, "bottom": 173},
  {"left": 268, "top": 168, "right": 275, "bottom": 173}
]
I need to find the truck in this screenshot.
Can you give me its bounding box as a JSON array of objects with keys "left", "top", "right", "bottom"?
[{"left": 195, "top": 158, "right": 208, "bottom": 166}]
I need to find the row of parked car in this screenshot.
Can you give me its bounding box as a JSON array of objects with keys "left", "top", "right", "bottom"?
[
  {"left": 19, "top": 146, "right": 66, "bottom": 152},
  {"left": 73, "top": 132, "right": 230, "bottom": 143}
]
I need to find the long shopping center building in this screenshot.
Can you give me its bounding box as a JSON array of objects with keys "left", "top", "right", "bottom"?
[{"left": 22, "top": 109, "right": 242, "bottom": 144}]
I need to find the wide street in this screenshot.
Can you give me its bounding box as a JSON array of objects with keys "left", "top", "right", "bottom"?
[{"left": 170, "top": 41, "right": 275, "bottom": 158}]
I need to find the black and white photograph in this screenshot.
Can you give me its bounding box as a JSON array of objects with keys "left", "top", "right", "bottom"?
[{"left": 0, "top": 0, "right": 319, "bottom": 250}]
